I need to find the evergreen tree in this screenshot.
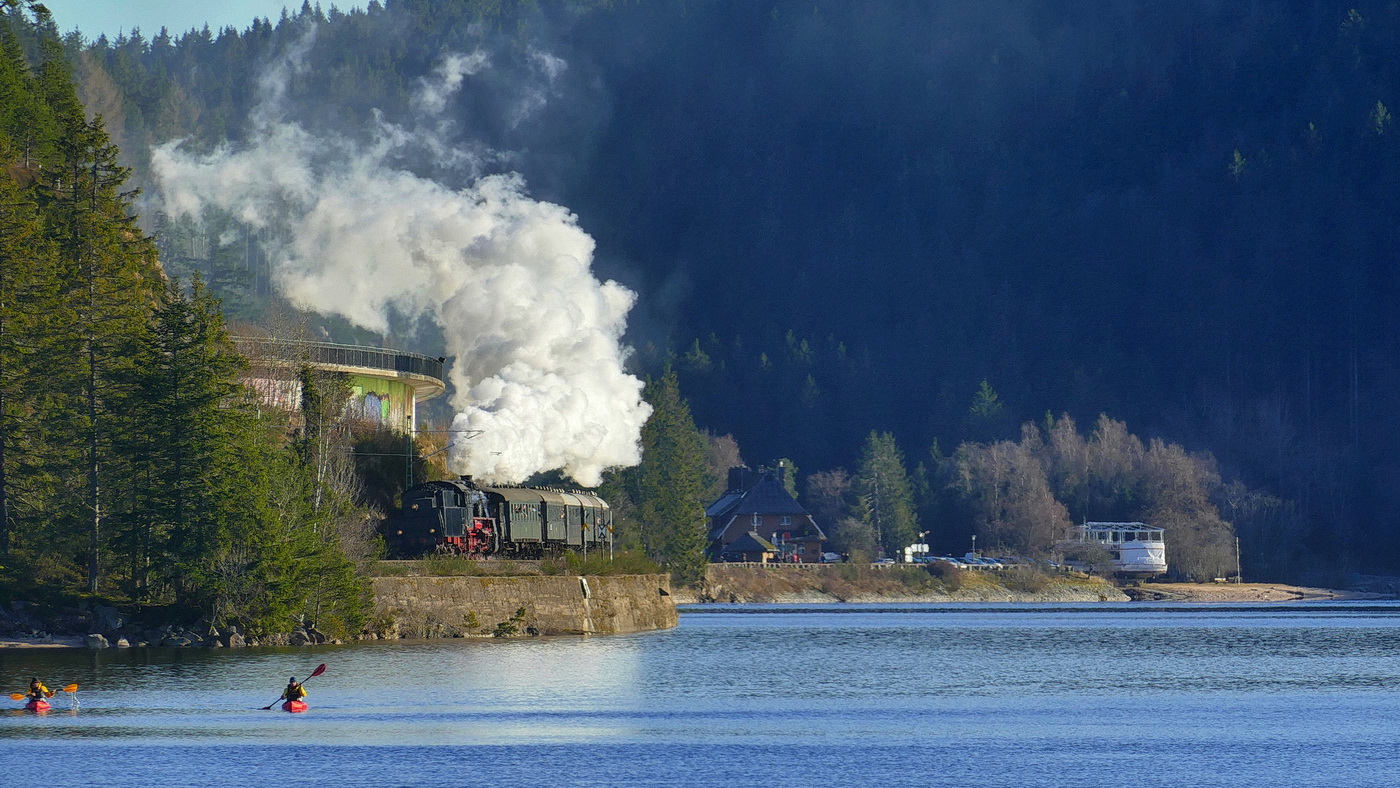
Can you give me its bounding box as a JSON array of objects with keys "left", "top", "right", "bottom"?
[
  {"left": 636, "top": 368, "right": 707, "bottom": 586},
  {"left": 118, "top": 277, "right": 247, "bottom": 596},
  {"left": 0, "top": 168, "right": 56, "bottom": 557},
  {"left": 35, "top": 42, "right": 159, "bottom": 591},
  {"left": 769, "top": 457, "right": 799, "bottom": 498},
  {"left": 854, "top": 431, "right": 918, "bottom": 559}
]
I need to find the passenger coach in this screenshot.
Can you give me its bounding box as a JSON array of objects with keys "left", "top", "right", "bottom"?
[{"left": 384, "top": 476, "right": 613, "bottom": 559}]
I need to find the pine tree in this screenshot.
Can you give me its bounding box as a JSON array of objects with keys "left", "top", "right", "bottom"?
[
  {"left": 40, "top": 99, "right": 159, "bottom": 592},
  {"left": 118, "top": 277, "right": 247, "bottom": 595},
  {"left": 636, "top": 369, "right": 708, "bottom": 586},
  {"left": 854, "top": 431, "right": 919, "bottom": 559},
  {"left": 0, "top": 169, "right": 57, "bottom": 557}
]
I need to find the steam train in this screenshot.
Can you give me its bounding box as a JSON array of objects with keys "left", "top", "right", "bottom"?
[{"left": 383, "top": 476, "right": 614, "bottom": 559}]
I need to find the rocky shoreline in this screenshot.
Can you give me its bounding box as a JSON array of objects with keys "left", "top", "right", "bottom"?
[
  {"left": 1119, "top": 582, "right": 1388, "bottom": 602},
  {"left": 674, "top": 564, "right": 1396, "bottom": 606},
  {"left": 2, "top": 573, "right": 679, "bottom": 648},
  {"left": 4, "top": 577, "right": 1390, "bottom": 649},
  {"left": 671, "top": 580, "right": 1393, "bottom": 605},
  {"left": 0, "top": 600, "right": 345, "bottom": 650},
  {"left": 674, "top": 577, "right": 1128, "bottom": 604}
]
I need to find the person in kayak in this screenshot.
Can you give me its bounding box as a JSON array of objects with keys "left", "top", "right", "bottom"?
[
  {"left": 26, "top": 678, "right": 51, "bottom": 703},
  {"left": 281, "top": 677, "right": 307, "bottom": 705}
]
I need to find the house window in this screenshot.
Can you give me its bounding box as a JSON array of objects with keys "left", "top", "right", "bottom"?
[
  {"left": 798, "top": 545, "right": 806, "bottom": 554},
  {"left": 751, "top": 514, "right": 761, "bottom": 526},
  {"left": 780, "top": 516, "right": 791, "bottom": 526}
]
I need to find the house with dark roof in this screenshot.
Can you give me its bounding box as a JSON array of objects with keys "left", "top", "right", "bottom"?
[{"left": 706, "top": 463, "right": 826, "bottom": 562}]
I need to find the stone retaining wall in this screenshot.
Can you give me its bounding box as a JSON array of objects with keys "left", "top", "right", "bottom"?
[{"left": 369, "top": 574, "right": 678, "bottom": 638}]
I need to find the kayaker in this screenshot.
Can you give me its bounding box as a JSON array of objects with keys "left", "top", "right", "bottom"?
[
  {"left": 26, "top": 677, "right": 51, "bottom": 702},
  {"left": 281, "top": 677, "right": 307, "bottom": 705}
]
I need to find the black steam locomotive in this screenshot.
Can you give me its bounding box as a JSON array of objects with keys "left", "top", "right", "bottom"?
[{"left": 383, "top": 475, "right": 614, "bottom": 559}]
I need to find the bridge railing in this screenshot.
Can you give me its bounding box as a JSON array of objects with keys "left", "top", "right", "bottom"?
[{"left": 232, "top": 336, "right": 444, "bottom": 381}]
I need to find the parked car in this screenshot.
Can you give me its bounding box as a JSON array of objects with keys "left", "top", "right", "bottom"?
[
  {"left": 821, "top": 552, "right": 845, "bottom": 563},
  {"left": 873, "top": 558, "right": 896, "bottom": 564}
]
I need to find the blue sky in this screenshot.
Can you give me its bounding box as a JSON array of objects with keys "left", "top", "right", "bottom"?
[{"left": 40, "top": 1, "right": 358, "bottom": 40}]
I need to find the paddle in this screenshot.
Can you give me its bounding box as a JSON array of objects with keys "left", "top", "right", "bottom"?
[
  {"left": 10, "top": 684, "right": 78, "bottom": 701},
  {"left": 260, "top": 663, "right": 326, "bottom": 710}
]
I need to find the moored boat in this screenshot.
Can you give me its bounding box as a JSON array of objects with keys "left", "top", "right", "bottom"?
[
  {"left": 1058, "top": 521, "right": 1168, "bottom": 575},
  {"left": 281, "top": 699, "right": 308, "bottom": 713}
]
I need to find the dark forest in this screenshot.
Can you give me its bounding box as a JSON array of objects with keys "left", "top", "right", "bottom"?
[{"left": 58, "top": 1, "right": 1400, "bottom": 576}]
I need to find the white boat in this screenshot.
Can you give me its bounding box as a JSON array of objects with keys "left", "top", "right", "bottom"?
[{"left": 1060, "top": 521, "right": 1167, "bottom": 575}]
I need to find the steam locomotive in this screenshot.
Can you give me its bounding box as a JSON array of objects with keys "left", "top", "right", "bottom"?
[{"left": 383, "top": 475, "right": 614, "bottom": 559}]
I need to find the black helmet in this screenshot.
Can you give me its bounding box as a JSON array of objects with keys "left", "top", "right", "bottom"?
[{"left": 289, "top": 677, "right": 296, "bottom": 682}]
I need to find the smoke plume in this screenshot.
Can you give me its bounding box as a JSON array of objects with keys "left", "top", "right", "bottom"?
[{"left": 151, "top": 44, "right": 650, "bottom": 487}]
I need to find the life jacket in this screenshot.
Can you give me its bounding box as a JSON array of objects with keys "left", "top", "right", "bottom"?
[
  {"left": 27, "top": 683, "right": 49, "bottom": 701},
  {"left": 284, "top": 683, "right": 306, "bottom": 701}
]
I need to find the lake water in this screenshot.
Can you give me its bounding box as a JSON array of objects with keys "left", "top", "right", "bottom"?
[{"left": 3, "top": 602, "right": 1400, "bottom": 787}]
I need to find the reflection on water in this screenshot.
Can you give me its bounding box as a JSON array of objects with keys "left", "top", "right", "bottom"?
[{"left": 4, "top": 602, "right": 1400, "bottom": 787}]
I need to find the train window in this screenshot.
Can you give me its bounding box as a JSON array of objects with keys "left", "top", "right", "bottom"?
[{"left": 1123, "top": 532, "right": 1136, "bottom": 541}]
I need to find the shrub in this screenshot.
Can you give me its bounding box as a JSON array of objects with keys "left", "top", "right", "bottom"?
[
  {"left": 835, "top": 561, "right": 866, "bottom": 583},
  {"left": 892, "top": 565, "right": 940, "bottom": 591},
  {"left": 492, "top": 608, "right": 528, "bottom": 637},
  {"left": 564, "top": 550, "right": 662, "bottom": 576},
  {"left": 925, "top": 560, "right": 963, "bottom": 591},
  {"left": 1000, "top": 567, "right": 1051, "bottom": 594},
  {"left": 423, "top": 554, "right": 484, "bottom": 576}
]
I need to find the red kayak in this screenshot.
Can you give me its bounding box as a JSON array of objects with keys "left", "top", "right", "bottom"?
[
  {"left": 24, "top": 699, "right": 50, "bottom": 712},
  {"left": 281, "top": 700, "right": 308, "bottom": 713}
]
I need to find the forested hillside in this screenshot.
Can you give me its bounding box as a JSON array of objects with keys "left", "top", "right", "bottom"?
[
  {"left": 54, "top": 0, "right": 1400, "bottom": 576},
  {"left": 0, "top": 2, "right": 368, "bottom": 634}
]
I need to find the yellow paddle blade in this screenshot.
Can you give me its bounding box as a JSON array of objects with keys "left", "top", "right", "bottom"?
[
  {"left": 62, "top": 684, "right": 78, "bottom": 693},
  {"left": 9, "top": 693, "right": 25, "bottom": 701}
]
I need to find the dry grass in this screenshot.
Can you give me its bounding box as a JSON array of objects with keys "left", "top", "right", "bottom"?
[
  {"left": 702, "top": 563, "right": 961, "bottom": 602},
  {"left": 698, "top": 563, "right": 1107, "bottom": 602},
  {"left": 370, "top": 550, "right": 660, "bottom": 578}
]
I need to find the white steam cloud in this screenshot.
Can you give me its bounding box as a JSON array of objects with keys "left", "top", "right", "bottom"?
[{"left": 151, "top": 47, "right": 650, "bottom": 487}]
